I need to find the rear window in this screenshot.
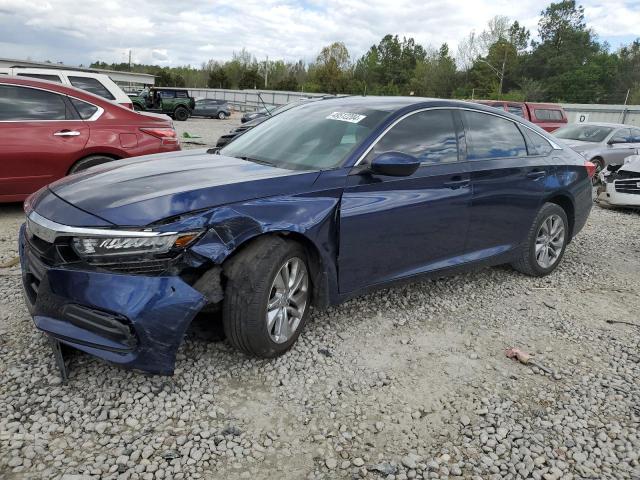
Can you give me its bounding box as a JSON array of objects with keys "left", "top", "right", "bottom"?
[
  {"left": 507, "top": 105, "right": 525, "bottom": 118},
  {"left": 68, "top": 76, "right": 115, "bottom": 100},
  {"left": 462, "top": 110, "right": 527, "bottom": 160},
  {"left": 0, "top": 84, "right": 70, "bottom": 121},
  {"left": 17, "top": 73, "right": 63, "bottom": 83},
  {"left": 70, "top": 98, "right": 99, "bottom": 120},
  {"left": 535, "top": 109, "right": 563, "bottom": 121}
]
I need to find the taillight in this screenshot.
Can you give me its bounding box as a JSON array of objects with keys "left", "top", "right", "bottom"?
[
  {"left": 584, "top": 160, "right": 596, "bottom": 178},
  {"left": 119, "top": 102, "right": 134, "bottom": 109},
  {"left": 140, "top": 127, "right": 179, "bottom": 145}
]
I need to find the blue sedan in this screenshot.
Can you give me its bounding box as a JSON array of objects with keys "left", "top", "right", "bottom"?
[{"left": 19, "top": 97, "right": 593, "bottom": 375}]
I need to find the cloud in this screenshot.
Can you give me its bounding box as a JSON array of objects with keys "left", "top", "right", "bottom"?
[{"left": 0, "top": 0, "right": 637, "bottom": 67}]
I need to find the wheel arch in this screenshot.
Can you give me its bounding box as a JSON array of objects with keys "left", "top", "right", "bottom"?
[
  {"left": 221, "top": 230, "right": 330, "bottom": 308},
  {"left": 544, "top": 192, "right": 575, "bottom": 239},
  {"left": 67, "top": 152, "right": 122, "bottom": 175}
]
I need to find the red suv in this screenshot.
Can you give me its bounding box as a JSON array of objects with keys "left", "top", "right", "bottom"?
[
  {"left": 474, "top": 101, "right": 568, "bottom": 132},
  {"left": 0, "top": 76, "right": 181, "bottom": 203}
]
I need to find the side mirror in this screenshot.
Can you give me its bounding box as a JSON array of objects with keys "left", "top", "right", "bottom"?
[
  {"left": 370, "top": 152, "right": 421, "bottom": 177},
  {"left": 608, "top": 137, "right": 624, "bottom": 145}
]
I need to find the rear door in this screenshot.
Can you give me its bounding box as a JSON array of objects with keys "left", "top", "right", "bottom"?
[
  {"left": 461, "top": 109, "right": 547, "bottom": 256},
  {"left": 339, "top": 108, "right": 470, "bottom": 293},
  {"left": 0, "top": 84, "right": 89, "bottom": 198}
]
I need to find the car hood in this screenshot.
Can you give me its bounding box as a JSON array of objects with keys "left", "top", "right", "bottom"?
[{"left": 47, "top": 149, "right": 321, "bottom": 226}]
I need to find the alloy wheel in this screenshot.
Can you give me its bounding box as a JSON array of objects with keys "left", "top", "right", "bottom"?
[
  {"left": 535, "top": 214, "right": 565, "bottom": 269},
  {"left": 266, "top": 257, "right": 308, "bottom": 344}
]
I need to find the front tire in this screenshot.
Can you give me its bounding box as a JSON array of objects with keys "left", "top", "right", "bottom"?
[
  {"left": 174, "top": 106, "right": 189, "bottom": 121},
  {"left": 511, "top": 203, "right": 569, "bottom": 277},
  {"left": 223, "top": 237, "right": 312, "bottom": 358}
]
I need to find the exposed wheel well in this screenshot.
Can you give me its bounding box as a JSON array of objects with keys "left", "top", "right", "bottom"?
[
  {"left": 222, "top": 232, "right": 328, "bottom": 307},
  {"left": 546, "top": 195, "right": 575, "bottom": 239},
  {"left": 67, "top": 153, "right": 120, "bottom": 175}
]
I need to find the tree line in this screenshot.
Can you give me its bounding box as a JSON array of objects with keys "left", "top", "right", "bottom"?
[{"left": 91, "top": 1, "right": 640, "bottom": 104}]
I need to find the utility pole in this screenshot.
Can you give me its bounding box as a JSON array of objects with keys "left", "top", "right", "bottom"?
[
  {"left": 128, "top": 50, "right": 132, "bottom": 71},
  {"left": 264, "top": 55, "right": 268, "bottom": 89}
]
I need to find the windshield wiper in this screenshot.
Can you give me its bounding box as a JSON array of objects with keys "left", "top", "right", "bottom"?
[{"left": 237, "top": 156, "right": 274, "bottom": 167}]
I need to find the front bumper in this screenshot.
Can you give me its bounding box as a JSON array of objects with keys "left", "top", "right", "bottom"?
[
  {"left": 19, "top": 224, "right": 207, "bottom": 375},
  {"left": 597, "top": 181, "right": 640, "bottom": 208}
]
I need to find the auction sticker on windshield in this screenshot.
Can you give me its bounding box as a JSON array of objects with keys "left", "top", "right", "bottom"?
[{"left": 326, "top": 112, "right": 366, "bottom": 123}]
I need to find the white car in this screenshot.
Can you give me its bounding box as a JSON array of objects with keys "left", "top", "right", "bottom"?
[
  {"left": 597, "top": 153, "right": 640, "bottom": 208},
  {"left": 0, "top": 67, "right": 133, "bottom": 109}
]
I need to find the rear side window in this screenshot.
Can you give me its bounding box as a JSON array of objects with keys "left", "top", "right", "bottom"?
[
  {"left": 507, "top": 105, "right": 525, "bottom": 118},
  {"left": 0, "top": 85, "right": 69, "bottom": 121},
  {"left": 535, "top": 109, "right": 563, "bottom": 121},
  {"left": 462, "top": 110, "right": 527, "bottom": 160},
  {"left": 70, "top": 98, "right": 99, "bottom": 120},
  {"left": 176, "top": 91, "right": 189, "bottom": 98},
  {"left": 68, "top": 76, "right": 115, "bottom": 100},
  {"left": 523, "top": 129, "right": 553, "bottom": 156},
  {"left": 17, "top": 73, "right": 63, "bottom": 83},
  {"left": 366, "top": 109, "right": 459, "bottom": 165}
]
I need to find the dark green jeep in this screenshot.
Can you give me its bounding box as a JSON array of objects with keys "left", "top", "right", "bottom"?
[{"left": 130, "top": 88, "right": 195, "bottom": 121}]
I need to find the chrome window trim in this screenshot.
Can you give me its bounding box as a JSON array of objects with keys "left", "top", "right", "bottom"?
[
  {"left": 0, "top": 83, "right": 104, "bottom": 123},
  {"left": 353, "top": 106, "right": 562, "bottom": 166},
  {"left": 27, "top": 211, "right": 177, "bottom": 243}
]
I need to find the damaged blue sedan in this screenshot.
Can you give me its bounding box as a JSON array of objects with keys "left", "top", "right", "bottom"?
[{"left": 19, "top": 96, "right": 593, "bottom": 375}]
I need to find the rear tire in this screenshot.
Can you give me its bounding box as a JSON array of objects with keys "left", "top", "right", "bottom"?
[
  {"left": 174, "top": 106, "right": 189, "bottom": 121},
  {"left": 218, "top": 111, "right": 227, "bottom": 120},
  {"left": 511, "top": 203, "right": 569, "bottom": 277},
  {"left": 68, "top": 155, "right": 116, "bottom": 174},
  {"left": 223, "top": 237, "right": 312, "bottom": 358}
]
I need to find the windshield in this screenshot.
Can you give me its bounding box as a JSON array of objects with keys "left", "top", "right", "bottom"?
[
  {"left": 553, "top": 125, "right": 613, "bottom": 143},
  {"left": 221, "top": 102, "right": 390, "bottom": 170}
]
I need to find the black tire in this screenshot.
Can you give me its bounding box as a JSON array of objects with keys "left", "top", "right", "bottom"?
[
  {"left": 218, "top": 111, "right": 227, "bottom": 120},
  {"left": 68, "top": 155, "right": 116, "bottom": 174},
  {"left": 511, "top": 202, "right": 569, "bottom": 277},
  {"left": 223, "top": 236, "right": 312, "bottom": 358},
  {"left": 174, "top": 106, "right": 189, "bottom": 121},
  {"left": 132, "top": 104, "right": 143, "bottom": 112}
]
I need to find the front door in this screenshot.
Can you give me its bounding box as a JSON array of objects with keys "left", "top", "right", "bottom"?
[
  {"left": 339, "top": 109, "right": 471, "bottom": 293},
  {"left": 607, "top": 128, "right": 636, "bottom": 164}
]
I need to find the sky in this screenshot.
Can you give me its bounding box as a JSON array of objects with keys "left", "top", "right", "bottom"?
[{"left": 0, "top": 0, "right": 638, "bottom": 67}]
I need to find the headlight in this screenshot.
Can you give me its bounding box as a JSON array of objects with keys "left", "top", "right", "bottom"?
[{"left": 72, "top": 232, "right": 200, "bottom": 259}]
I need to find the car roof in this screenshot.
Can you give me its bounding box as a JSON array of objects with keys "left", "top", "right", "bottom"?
[{"left": 0, "top": 75, "right": 120, "bottom": 109}]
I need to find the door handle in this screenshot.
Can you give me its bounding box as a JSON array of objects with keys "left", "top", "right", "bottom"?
[
  {"left": 54, "top": 130, "right": 81, "bottom": 137},
  {"left": 443, "top": 176, "right": 470, "bottom": 189},
  {"left": 526, "top": 170, "right": 546, "bottom": 179}
]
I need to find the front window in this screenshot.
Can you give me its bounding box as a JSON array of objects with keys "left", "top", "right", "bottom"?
[
  {"left": 221, "top": 102, "right": 390, "bottom": 170},
  {"left": 553, "top": 125, "right": 613, "bottom": 143},
  {"left": 364, "top": 109, "right": 459, "bottom": 165}
]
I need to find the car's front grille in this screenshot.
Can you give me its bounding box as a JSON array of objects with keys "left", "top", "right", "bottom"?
[
  {"left": 84, "top": 258, "right": 175, "bottom": 275},
  {"left": 615, "top": 179, "right": 640, "bottom": 195}
]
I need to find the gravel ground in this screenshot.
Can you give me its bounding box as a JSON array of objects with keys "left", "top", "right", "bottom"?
[
  {"left": 1, "top": 199, "right": 639, "bottom": 479},
  {"left": 174, "top": 114, "right": 243, "bottom": 150}
]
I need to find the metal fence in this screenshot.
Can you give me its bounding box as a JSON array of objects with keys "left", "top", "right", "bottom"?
[
  {"left": 560, "top": 104, "right": 640, "bottom": 127},
  {"left": 186, "top": 87, "right": 640, "bottom": 126},
  {"left": 187, "top": 88, "right": 328, "bottom": 112}
]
